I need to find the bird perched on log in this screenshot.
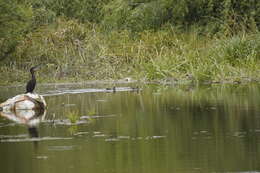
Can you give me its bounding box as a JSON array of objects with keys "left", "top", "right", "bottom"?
[
  {"left": 0, "top": 65, "right": 46, "bottom": 111},
  {"left": 26, "top": 64, "right": 42, "bottom": 93}
]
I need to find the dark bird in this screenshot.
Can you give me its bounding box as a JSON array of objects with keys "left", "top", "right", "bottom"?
[
  {"left": 26, "top": 65, "right": 42, "bottom": 93},
  {"left": 0, "top": 64, "right": 46, "bottom": 111}
]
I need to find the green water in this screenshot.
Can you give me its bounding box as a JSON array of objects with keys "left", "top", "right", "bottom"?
[{"left": 1, "top": 84, "right": 260, "bottom": 173}]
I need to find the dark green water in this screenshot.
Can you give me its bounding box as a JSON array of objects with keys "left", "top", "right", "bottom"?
[{"left": 1, "top": 83, "right": 260, "bottom": 173}]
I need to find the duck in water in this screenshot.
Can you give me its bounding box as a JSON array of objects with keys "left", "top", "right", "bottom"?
[{"left": 0, "top": 65, "right": 46, "bottom": 111}]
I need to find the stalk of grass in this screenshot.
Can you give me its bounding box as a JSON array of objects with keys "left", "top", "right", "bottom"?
[
  {"left": 66, "top": 110, "right": 80, "bottom": 124},
  {"left": 0, "top": 18, "right": 259, "bottom": 85}
]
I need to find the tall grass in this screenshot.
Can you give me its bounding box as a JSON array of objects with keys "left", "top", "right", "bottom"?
[{"left": 0, "top": 18, "right": 259, "bottom": 85}]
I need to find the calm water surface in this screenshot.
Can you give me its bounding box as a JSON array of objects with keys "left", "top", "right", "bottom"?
[{"left": 0, "top": 83, "right": 260, "bottom": 173}]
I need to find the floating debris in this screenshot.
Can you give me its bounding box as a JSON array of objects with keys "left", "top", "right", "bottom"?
[
  {"left": 74, "top": 131, "right": 89, "bottom": 136},
  {"left": 36, "top": 156, "right": 48, "bottom": 160},
  {"left": 93, "top": 134, "right": 107, "bottom": 138},
  {"left": 42, "top": 87, "right": 142, "bottom": 97},
  {"left": 200, "top": 130, "right": 208, "bottom": 134},
  {"left": 151, "top": 136, "right": 166, "bottom": 139},
  {"left": 105, "top": 138, "right": 120, "bottom": 142},
  {"left": 48, "top": 145, "right": 75, "bottom": 151},
  {"left": 118, "top": 136, "right": 130, "bottom": 139},
  {"left": 93, "top": 131, "right": 102, "bottom": 135},
  {"left": 96, "top": 99, "right": 107, "bottom": 102},
  {"left": 61, "top": 103, "right": 76, "bottom": 107}
]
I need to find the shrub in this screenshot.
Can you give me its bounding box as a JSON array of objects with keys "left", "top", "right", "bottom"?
[{"left": 0, "top": 0, "right": 33, "bottom": 61}]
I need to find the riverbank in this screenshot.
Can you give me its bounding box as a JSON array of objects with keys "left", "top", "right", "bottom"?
[{"left": 0, "top": 19, "right": 259, "bottom": 86}]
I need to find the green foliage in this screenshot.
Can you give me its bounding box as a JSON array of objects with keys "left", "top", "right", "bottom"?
[
  {"left": 137, "top": 31, "right": 260, "bottom": 82},
  {"left": 102, "top": 0, "right": 169, "bottom": 31},
  {"left": 211, "top": 34, "right": 260, "bottom": 66},
  {"left": 10, "top": 19, "right": 136, "bottom": 83},
  {"left": 31, "top": 5, "right": 56, "bottom": 27},
  {"left": 66, "top": 110, "right": 80, "bottom": 123},
  {"left": 102, "top": 0, "right": 260, "bottom": 33},
  {"left": 0, "top": 0, "right": 33, "bottom": 61},
  {"left": 0, "top": 0, "right": 260, "bottom": 84},
  {"left": 33, "top": 0, "right": 111, "bottom": 23}
]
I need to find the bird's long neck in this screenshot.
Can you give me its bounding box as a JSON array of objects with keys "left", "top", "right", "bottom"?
[{"left": 31, "top": 71, "right": 36, "bottom": 80}]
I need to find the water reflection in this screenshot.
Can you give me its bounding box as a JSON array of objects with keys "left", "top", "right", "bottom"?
[
  {"left": 0, "top": 109, "right": 46, "bottom": 138},
  {"left": 0, "top": 84, "right": 260, "bottom": 173}
]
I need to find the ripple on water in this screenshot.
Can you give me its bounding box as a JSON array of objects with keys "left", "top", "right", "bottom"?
[
  {"left": 35, "top": 156, "right": 48, "bottom": 160},
  {"left": 0, "top": 136, "right": 73, "bottom": 143},
  {"left": 80, "top": 114, "right": 117, "bottom": 119},
  {"left": 0, "top": 134, "right": 28, "bottom": 139},
  {"left": 0, "top": 123, "right": 17, "bottom": 128},
  {"left": 105, "top": 138, "right": 120, "bottom": 142},
  {"left": 43, "top": 119, "right": 88, "bottom": 126},
  {"left": 118, "top": 136, "right": 130, "bottom": 139},
  {"left": 105, "top": 135, "right": 166, "bottom": 142},
  {"left": 42, "top": 87, "right": 141, "bottom": 97},
  {"left": 48, "top": 145, "right": 75, "bottom": 151},
  {"left": 93, "top": 134, "right": 107, "bottom": 138},
  {"left": 73, "top": 131, "right": 89, "bottom": 136},
  {"left": 233, "top": 131, "right": 247, "bottom": 138}
]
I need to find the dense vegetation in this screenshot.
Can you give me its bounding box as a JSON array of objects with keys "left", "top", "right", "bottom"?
[{"left": 0, "top": 0, "right": 259, "bottom": 85}]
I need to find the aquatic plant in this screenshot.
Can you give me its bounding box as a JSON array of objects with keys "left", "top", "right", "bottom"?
[
  {"left": 87, "top": 108, "right": 96, "bottom": 116},
  {"left": 66, "top": 110, "right": 80, "bottom": 124}
]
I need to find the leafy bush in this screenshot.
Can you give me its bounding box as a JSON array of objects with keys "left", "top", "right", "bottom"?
[
  {"left": 0, "top": 0, "right": 33, "bottom": 61},
  {"left": 33, "top": 0, "right": 111, "bottom": 23},
  {"left": 102, "top": 0, "right": 260, "bottom": 33},
  {"left": 102, "top": 0, "right": 169, "bottom": 31},
  {"left": 0, "top": 0, "right": 260, "bottom": 85}
]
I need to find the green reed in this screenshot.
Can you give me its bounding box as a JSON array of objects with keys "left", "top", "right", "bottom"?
[{"left": 0, "top": 18, "right": 259, "bottom": 85}]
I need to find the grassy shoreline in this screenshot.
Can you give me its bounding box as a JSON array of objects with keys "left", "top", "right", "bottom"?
[{"left": 0, "top": 19, "right": 259, "bottom": 86}]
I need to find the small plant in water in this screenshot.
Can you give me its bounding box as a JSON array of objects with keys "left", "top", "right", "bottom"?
[
  {"left": 87, "top": 108, "right": 96, "bottom": 116},
  {"left": 66, "top": 110, "right": 80, "bottom": 123},
  {"left": 68, "top": 125, "right": 78, "bottom": 135}
]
